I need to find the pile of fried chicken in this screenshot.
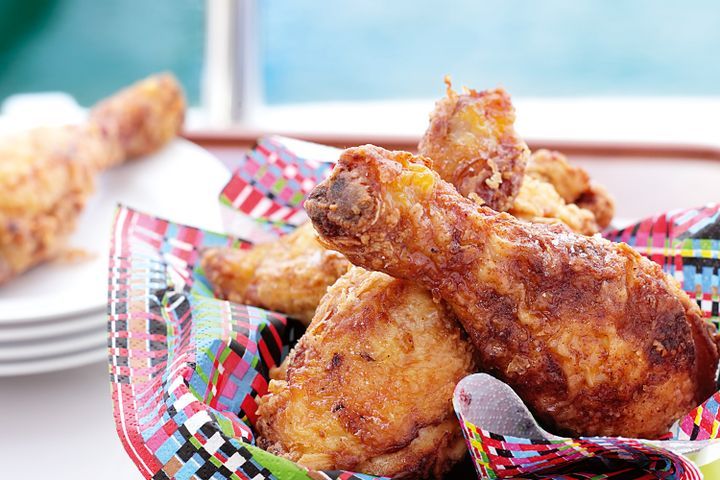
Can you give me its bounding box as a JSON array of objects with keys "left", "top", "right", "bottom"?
[
  {"left": 0, "top": 73, "right": 184, "bottom": 284},
  {"left": 201, "top": 82, "right": 720, "bottom": 479}
]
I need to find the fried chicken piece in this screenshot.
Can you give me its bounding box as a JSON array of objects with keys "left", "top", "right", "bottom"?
[
  {"left": 523, "top": 149, "right": 615, "bottom": 229},
  {"left": 256, "top": 267, "right": 475, "bottom": 478},
  {"left": 526, "top": 149, "right": 590, "bottom": 203},
  {"left": 417, "top": 79, "right": 529, "bottom": 212},
  {"left": 0, "top": 73, "right": 184, "bottom": 283},
  {"left": 203, "top": 82, "right": 528, "bottom": 320},
  {"left": 417, "top": 83, "right": 611, "bottom": 233},
  {"left": 201, "top": 223, "right": 350, "bottom": 325},
  {"left": 305, "top": 145, "right": 719, "bottom": 439},
  {"left": 90, "top": 72, "right": 185, "bottom": 163},
  {"left": 510, "top": 176, "right": 599, "bottom": 235},
  {"left": 576, "top": 183, "right": 615, "bottom": 230}
]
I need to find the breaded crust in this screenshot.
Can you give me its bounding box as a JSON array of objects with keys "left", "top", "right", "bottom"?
[
  {"left": 201, "top": 223, "right": 350, "bottom": 325},
  {"left": 418, "top": 81, "right": 529, "bottom": 212},
  {"left": 306, "top": 145, "right": 719, "bottom": 439},
  {"left": 256, "top": 267, "right": 475, "bottom": 477},
  {"left": 0, "top": 73, "right": 184, "bottom": 284}
]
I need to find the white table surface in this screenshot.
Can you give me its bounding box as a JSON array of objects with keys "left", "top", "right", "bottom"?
[{"left": 0, "top": 361, "right": 141, "bottom": 478}]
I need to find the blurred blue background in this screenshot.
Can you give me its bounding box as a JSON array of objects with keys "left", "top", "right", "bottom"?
[
  {"left": 1, "top": 0, "right": 718, "bottom": 105},
  {"left": 261, "top": 1, "right": 720, "bottom": 103},
  {"left": 0, "top": 0, "right": 204, "bottom": 104}
]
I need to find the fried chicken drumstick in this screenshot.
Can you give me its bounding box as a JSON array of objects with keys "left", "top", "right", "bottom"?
[
  {"left": 418, "top": 82, "right": 612, "bottom": 233},
  {"left": 201, "top": 83, "right": 613, "bottom": 325},
  {"left": 201, "top": 223, "right": 350, "bottom": 325},
  {"left": 202, "top": 82, "right": 529, "bottom": 321},
  {"left": 306, "top": 145, "right": 719, "bottom": 439},
  {"left": 0, "top": 73, "right": 184, "bottom": 283},
  {"left": 256, "top": 267, "right": 475, "bottom": 478},
  {"left": 418, "top": 80, "right": 529, "bottom": 212}
]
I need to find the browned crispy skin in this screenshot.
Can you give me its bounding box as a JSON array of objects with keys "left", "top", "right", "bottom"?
[
  {"left": 526, "top": 149, "right": 590, "bottom": 203},
  {"left": 256, "top": 267, "right": 475, "bottom": 478},
  {"left": 510, "top": 175, "right": 599, "bottom": 235},
  {"left": 201, "top": 90, "right": 608, "bottom": 324},
  {"left": 90, "top": 72, "right": 185, "bottom": 164},
  {"left": 305, "top": 145, "right": 719, "bottom": 439},
  {"left": 0, "top": 74, "right": 184, "bottom": 283},
  {"left": 417, "top": 81, "right": 529, "bottom": 212},
  {"left": 577, "top": 183, "right": 615, "bottom": 230},
  {"left": 203, "top": 83, "right": 528, "bottom": 320},
  {"left": 201, "top": 223, "right": 350, "bottom": 325},
  {"left": 417, "top": 85, "right": 612, "bottom": 232},
  {"left": 521, "top": 149, "right": 615, "bottom": 230}
]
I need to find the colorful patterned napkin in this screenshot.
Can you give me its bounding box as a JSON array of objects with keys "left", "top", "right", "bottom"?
[
  {"left": 109, "top": 136, "right": 720, "bottom": 479},
  {"left": 108, "top": 206, "right": 387, "bottom": 480}
]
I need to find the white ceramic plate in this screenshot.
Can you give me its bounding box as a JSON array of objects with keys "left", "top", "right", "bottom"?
[
  {"left": 0, "top": 323, "right": 106, "bottom": 361},
  {"left": 0, "top": 310, "right": 105, "bottom": 343},
  {"left": 0, "top": 347, "right": 107, "bottom": 377},
  {"left": 0, "top": 139, "right": 229, "bottom": 323},
  {"left": 0, "top": 308, "right": 106, "bottom": 376}
]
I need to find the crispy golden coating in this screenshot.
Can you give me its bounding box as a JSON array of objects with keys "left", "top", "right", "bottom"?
[
  {"left": 577, "top": 183, "right": 615, "bottom": 230},
  {"left": 256, "top": 267, "right": 475, "bottom": 478},
  {"left": 526, "top": 149, "right": 590, "bottom": 203},
  {"left": 306, "top": 145, "right": 719, "bottom": 439},
  {"left": 521, "top": 149, "right": 615, "bottom": 230},
  {"left": 511, "top": 176, "right": 599, "bottom": 235},
  {"left": 202, "top": 82, "right": 529, "bottom": 319},
  {"left": 0, "top": 126, "right": 101, "bottom": 282},
  {"left": 418, "top": 86, "right": 613, "bottom": 233},
  {"left": 90, "top": 73, "right": 185, "bottom": 164},
  {"left": 417, "top": 80, "right": 529, "bottom": 212},
  {"left": 0, "top": 73, "right": 184, "bottom": 283},
  {"left": 201, "top": 223, "right": 350, "bottom": 325}
]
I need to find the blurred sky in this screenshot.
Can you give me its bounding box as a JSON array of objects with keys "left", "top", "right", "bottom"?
[{"left": 0, "top": 1, "right": 718, "bottom": 106}]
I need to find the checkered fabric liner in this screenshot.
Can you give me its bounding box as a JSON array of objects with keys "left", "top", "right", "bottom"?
[
  {"left": 110, "top": 136, "right": 720, "bottom": 479},
  {"left": 607, "top": 206, "right": 720, "bottom": 443}
]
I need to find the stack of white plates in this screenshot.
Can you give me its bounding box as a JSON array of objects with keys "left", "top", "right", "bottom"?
[
  {"left": 0, "top": 264, "right": 107, "bottom": 376},
  {"left": 0, "top": 138, "right": 229, "bottom": 376}
]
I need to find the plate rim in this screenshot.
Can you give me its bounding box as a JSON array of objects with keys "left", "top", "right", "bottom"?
[
  {"left": 0, "top": 309, "right": 107, "bottom": 342},
  {"left": 0, "top": 347, "right": 106, "bottom": 377},
  {"left": 0, "top": 326, "right": 106, "bottom": 361}
]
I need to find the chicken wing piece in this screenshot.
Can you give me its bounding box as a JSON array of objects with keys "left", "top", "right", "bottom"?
[
  {"left": 523, "top": 149, "right": 615, "bottom": 229},
  {"left": 256, "top": 267, "right": 475, "bottom": 478},
  {"left": 0, "top": 73, "right": 184, "bottom": 283},
  {"left": 201, "top": 223, "right": 350, "bottom": 325},
  {"left": 305, "top": 145, "right": 719, "bottom": 439},
  {"left": 417, "top": 80, "right": 529, "bottom": 212}
]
